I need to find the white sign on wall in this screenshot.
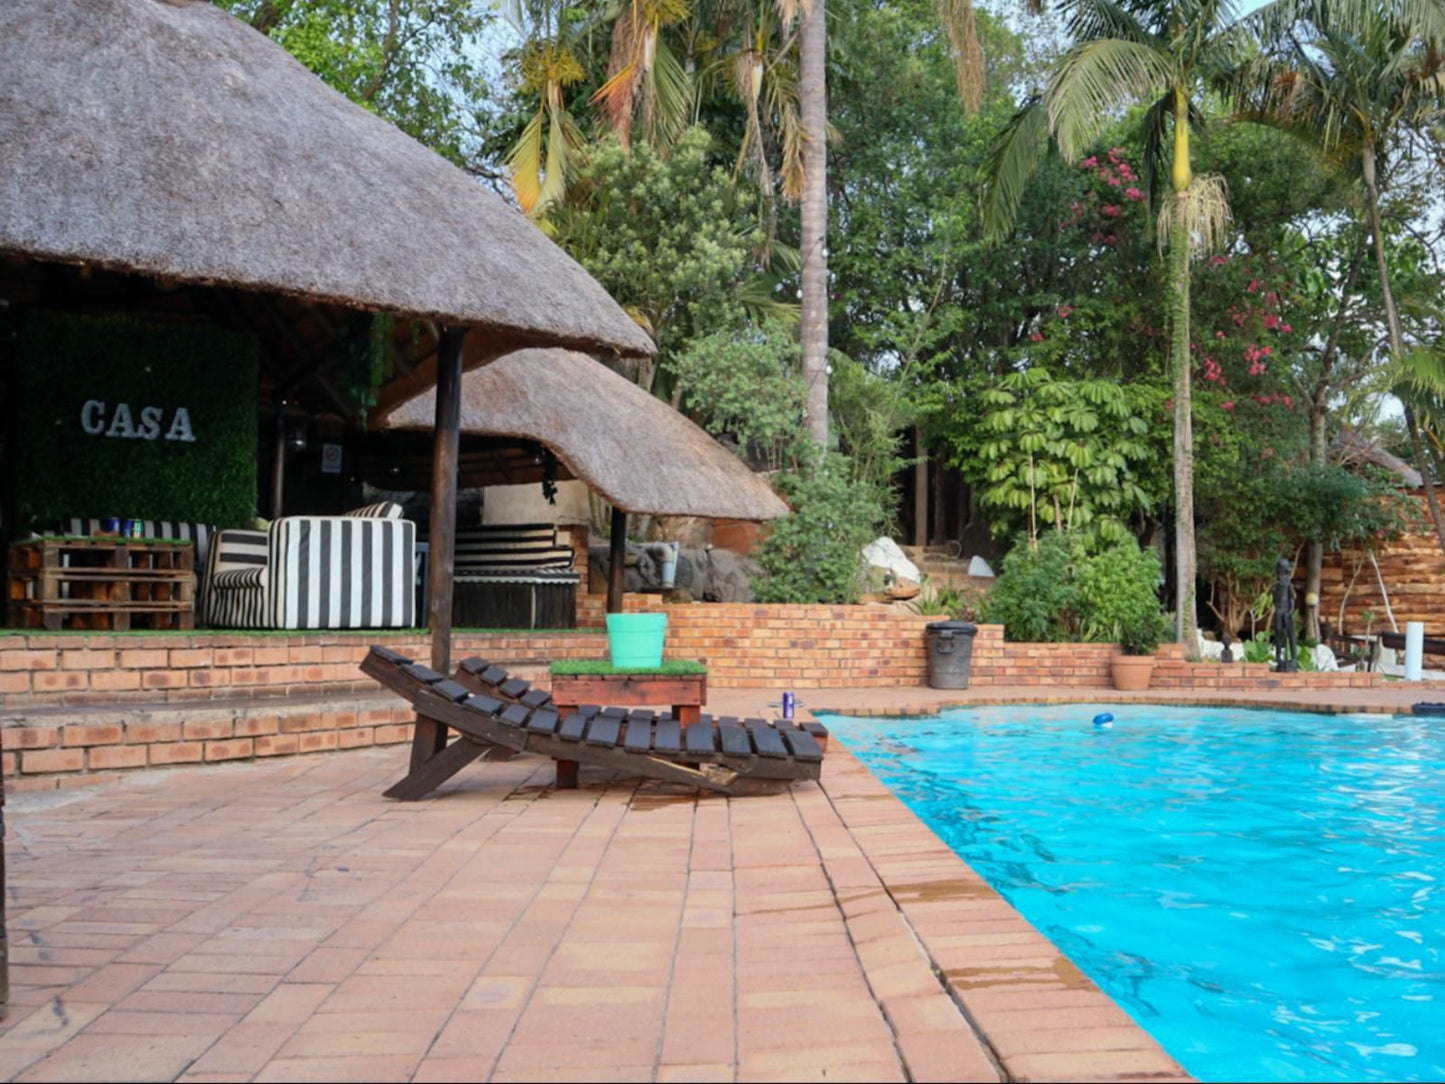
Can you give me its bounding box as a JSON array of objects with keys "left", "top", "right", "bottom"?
[
  {"left": 320, "top": 443, "right": 343, "bottom": 475},
  {"left": 80, "top": 401, "right": 196, "bottom": 443}
]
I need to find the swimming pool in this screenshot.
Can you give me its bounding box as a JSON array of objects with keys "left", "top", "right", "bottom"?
[{"left": 821, "top": 704, "right": 1445, "bottom": 1083}]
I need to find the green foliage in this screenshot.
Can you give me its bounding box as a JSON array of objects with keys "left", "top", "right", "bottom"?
[
  {"left": 828, "top": 351, "right": 916, "bottom": 518},
  {"left": 1075, "top": 538, "right": 1170, "bottom": 654},
  {"left": 215, "top": 0, "right": 497, "bottom": 168},
  {"left": 548, "top": 129, "right": 769, "bottom": 389},
  {"left": 669, "top": 323, "right": 805, "bottom": 470},
  {"left": 752, "top": 452, "right": 888, "bottom": 605},
  {"left": 11, "top": 313, "right": 258, "bottom": 530},
  {"left": 984, "top": 532, "right": 1169, "bottom": 650},
  {"left": 981, "top": 532, "right": 1087, "bottom": 642},
  {"left": 943, "top": 367, "right": 1155, "bottom": 548}
]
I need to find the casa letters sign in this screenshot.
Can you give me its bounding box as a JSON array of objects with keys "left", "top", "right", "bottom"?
[{"left": 80, "top": 401, "right": 196, "bottom": 443}]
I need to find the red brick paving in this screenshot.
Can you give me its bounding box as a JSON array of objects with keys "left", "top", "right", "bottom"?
[{"left": 7, "top": 680, "right": 1387, "bottom": 1081}]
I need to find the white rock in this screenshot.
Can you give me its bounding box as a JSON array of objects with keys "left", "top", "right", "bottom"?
[
  {"left": 1195, "top": 633, "right": 1225, "bottom": 661},
  {"left": 1311, "top": 644, "right": 1339, "bottom": 672},
  {"left": 967, "top": 555, "right": 996, "bottom": 578},
  {"left": 862, "top": 537, "right": 920, "bottom": 585}
]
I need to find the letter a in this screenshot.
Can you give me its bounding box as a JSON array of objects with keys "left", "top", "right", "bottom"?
[{"left": 165, "top": 407, "right": 196, "bottom": 443}]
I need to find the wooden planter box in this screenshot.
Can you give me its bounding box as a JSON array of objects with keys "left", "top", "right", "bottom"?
[{"left": 551, "top": 671, "right": 708, "bottom": 726}]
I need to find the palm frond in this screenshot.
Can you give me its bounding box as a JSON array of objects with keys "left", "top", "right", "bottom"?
[
  {"left": 779, "top": 100, "right": 805, "bottom": 201},
  {"left": 1140, "top": 92, "right": 1171, "bottom": 211},
  {"left": 506, "top": 108, "right": 545, "bottom": 215},
  {"left": 980, "top": 96, "right": 1050, "bottom": 243},
  {"left": 645, "top": 37, "right": 693, "bottom": 146},
  {"left": 1156, "top": 171, "right": 1232, "bottom": 255},
  {"left": 936, "top": 0, "right": 986, "bottom": 113},
  {"left": 1060, "top": 0, "right": 1159, "bottom": 48},
  {"left": 1046, "top": 38, "right": 1175, "bottom": 160}
]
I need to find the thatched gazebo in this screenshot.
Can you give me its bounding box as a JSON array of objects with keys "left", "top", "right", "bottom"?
[
  {"left": 0, "top": 0, "right": 653, "bottom": 663},
  {"left": 380, "top": 349, "right": 787, "bottom": 610}
]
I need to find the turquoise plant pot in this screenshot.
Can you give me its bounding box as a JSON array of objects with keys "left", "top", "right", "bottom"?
[{"left": 605, "top": 613, "right": 668, "bottom": 668}]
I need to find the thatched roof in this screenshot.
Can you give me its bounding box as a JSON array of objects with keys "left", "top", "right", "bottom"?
[
  {"left": 0, "top": 0, "right": 653, "bottom": 358},
  {"left": 1334, "top": 428, "right": 1423, "bottom": 487},
  {"left": 383, "top": 350, "right": 789, "bottom": 521}
]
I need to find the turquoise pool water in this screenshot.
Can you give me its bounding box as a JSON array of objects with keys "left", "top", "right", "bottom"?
[{"left": 821, "top": 704, "right": 1445, "bottom": 1083}]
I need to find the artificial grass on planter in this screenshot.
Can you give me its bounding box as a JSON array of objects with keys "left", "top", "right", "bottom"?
[{"left": 550, "top": 659, "right": 707, "bottom": 677}]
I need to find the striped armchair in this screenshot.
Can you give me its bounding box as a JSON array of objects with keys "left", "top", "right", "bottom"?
[{"left": 204, "top": 503, "right": 416, "bottom": 629}]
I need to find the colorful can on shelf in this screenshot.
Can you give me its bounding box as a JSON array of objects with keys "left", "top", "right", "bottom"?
[
  {"left": 129, "top": 519, "right": 144, "bottom": 539},
  {"left": 782, "top": 690, "right": 795, "bottom": 720},
  {"left": 102, "top": 516, "right": 120, "bottom": 535}
]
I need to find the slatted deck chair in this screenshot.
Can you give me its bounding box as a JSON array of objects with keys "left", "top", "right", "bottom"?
[
  {"left": 361, "top": 646, "right": 828, "bottom": 799},
  {"left": 453, "top": 657, "right": 556, "bottom": 711}
]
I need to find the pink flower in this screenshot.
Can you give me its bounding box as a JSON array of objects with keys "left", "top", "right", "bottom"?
[
  {"left": 1029, "top": 332, "right": 1044, "bottom": 343},
  {"left": 1280, "top": 323, "right": 1292, "bottom": 334},
  {"left": 1125, "top": 187, "right": 1144, "bottom": 202},
  {"left": 1222, "top": 401, "right": 1235, "bottom": 411},
  {"left": 1283, "top": 395, "right": 1293, "bottom": 409},
  {"left": 1081, "top": 156, "right": 1098, "bottom": 169},
  {"left": 1101, "top": 204, "right": 1121, "bottom": 218},
  {"left": 1246, "top": 279, "right": 1262, "bottom": 293},
  {"left": 1215, "top": 330, "right": 1226, "bottom": 340},
  {"left": 1106, "top": 175, "right": 1122, "bottom": 187},
  {"left": 1057, "top": 305, "right": 1074, "bottom": 318},
  {"left": 1264, "top": 313, "right": 1280, "bottom": 330},
  {"left": 1209, "top": 255, "right": 1228, "bottom": 267}
]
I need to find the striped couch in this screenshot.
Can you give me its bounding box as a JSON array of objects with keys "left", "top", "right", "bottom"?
[
  {"left": 453, "top": 523, "right": 576, "bottom": 574},
  {"left": 204, "top": 503, "right": 416, "bottom": 629}
]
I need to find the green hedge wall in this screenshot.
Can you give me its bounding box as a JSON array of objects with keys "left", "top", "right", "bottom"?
[{"left": 11, "top": 312, "right": 259, "bottom": 530}]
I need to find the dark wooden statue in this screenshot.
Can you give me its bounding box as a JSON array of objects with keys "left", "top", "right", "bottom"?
[{"left": 1273, "top": 558, "right": 1299, "bottom": 672}]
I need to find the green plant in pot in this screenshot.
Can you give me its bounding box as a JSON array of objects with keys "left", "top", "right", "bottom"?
[{"left": 1077, "top": 538, "right": 1170, "bottom": 691}]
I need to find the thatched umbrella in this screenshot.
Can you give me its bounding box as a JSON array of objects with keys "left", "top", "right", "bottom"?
[
  {"left": 0, "top": 0, "right": 655, "bottom": 685},
  {"left": 383, "top": 349, "right": 787, "bottom": 609},
  {"left": 0, "top": 0, "right": 652, "bottom": 360}
]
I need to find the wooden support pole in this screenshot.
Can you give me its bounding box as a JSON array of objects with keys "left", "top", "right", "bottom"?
[
  {"left": 428, "top": 326, "right": 466, "bottom": 672},
  {"left": 412, "top": 326, "right": 465, "bottom": 772},
  {"left": 913, "top": 425, "right": 927, "bottom": 548},
  {"left": 608, "top": 505, "right": 627, "bottom": 615},
  {"left": 270, "top": 396, "right": 287, "bottom": 520}
]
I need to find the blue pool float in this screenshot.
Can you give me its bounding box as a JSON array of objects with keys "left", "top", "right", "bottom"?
[{"left": 1093, "top": 712, "right": 1114, "bottom": 728}]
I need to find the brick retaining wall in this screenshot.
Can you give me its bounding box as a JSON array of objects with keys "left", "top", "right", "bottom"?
[{"left": 0, "top": 604, "right": 1412, "bottom": 790}]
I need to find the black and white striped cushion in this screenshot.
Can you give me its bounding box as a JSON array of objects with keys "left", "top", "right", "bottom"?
[
  {"left": 202, "top": 529, "right": 270, "bottom": 628},
  {"left": 447, "top": 524, "right": 575, "bottom": 573},
  {"left": 269, "top": 517, "right": 415, "bottom": 629},
  {"left": 342, "top": 503, "right": 403, "bottom": 519}
]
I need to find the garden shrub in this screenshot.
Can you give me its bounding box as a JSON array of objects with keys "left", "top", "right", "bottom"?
[
  {"left": 984, "top": 532, "right": 1169, "bottom": 650},
  {"left": 752, "top": 451, "right": 887, "bottom": 604}
]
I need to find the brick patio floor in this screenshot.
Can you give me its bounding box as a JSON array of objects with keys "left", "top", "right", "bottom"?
[{"left": 12, "top": 677, "right": 1416, "bottom": 1082}]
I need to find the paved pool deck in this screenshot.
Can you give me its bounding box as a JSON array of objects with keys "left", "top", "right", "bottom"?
[{"left": 6, "top": 679, "right": 1425, "bottom": 1083}]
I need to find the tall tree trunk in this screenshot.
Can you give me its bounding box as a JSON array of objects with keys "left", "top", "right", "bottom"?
[
  {"left": 1169, "top": 88, "right": 1198, "bottom": 653},
  {"left": 1364, "top": 144, "right": 1445, "bottom": 555},
  {"left": 1305, "top": 235, "right": 1364, "bottom": 641},
  {"left": 799, "top": 0, "right": 829, "bottom": 450}
]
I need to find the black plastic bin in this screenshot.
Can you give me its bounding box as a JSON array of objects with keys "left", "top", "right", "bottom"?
[{"left": 925, "top": 621, "right": 978, "bottom": 689}]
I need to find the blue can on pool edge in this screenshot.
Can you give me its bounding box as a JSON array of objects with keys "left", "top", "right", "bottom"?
[{"left": 782, "top": 690, "right": 795, "bottom": 720}]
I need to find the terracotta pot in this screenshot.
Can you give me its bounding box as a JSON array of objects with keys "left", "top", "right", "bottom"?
[{"left": 1110, "top": 654, "right": 1156, "bottom": 691}]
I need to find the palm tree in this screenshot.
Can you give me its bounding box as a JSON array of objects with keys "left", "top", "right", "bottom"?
[
  {"left": 799, "top": 0, "right": 829, "bottom": 445},
  {"left": 1231, "top": 0, "right": 1445, "bottom": 551},
  {"left": 981, "top": 0, "right": 1245, "bottom": 649},
  {"left": 500, "top": 0, "right": 589, "bottom": 216}
]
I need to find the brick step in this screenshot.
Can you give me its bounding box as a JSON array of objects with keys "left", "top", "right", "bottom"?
[{"left": 2, "top": 689, "right": 418, "bottom": 792}]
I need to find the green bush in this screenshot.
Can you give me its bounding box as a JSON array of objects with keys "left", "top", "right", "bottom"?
[
  {"left": 752, "top": 451, "right": 887, "bottom": 604},
  {"left": 1076, "top": 539, "right": 1170, "bottom": 654},
  {"left": 984, "top": 532, "right": 1169, "bottom": 652},
  {"left": 981, "top": 532, "right": 1086, "bottom": 642}
]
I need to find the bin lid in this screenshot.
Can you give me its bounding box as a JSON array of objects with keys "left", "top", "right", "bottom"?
[{"left": 926, "top": 621, "right": 978, "bottom": 635}]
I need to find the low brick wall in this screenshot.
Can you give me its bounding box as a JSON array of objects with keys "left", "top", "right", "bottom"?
[
  {"left": 1, "top": 694, "right": 419, "bottom": 793},
  {"left": 0, "top": 630, "right": 608, "bottom": 709},
  {"left": 633, "top": 601, "right": 935, "bottom": 688}
]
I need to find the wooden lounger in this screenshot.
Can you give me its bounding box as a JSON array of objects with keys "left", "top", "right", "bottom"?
[{"left": 361, "top": 647, "right": 829, "bottom": 800}]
